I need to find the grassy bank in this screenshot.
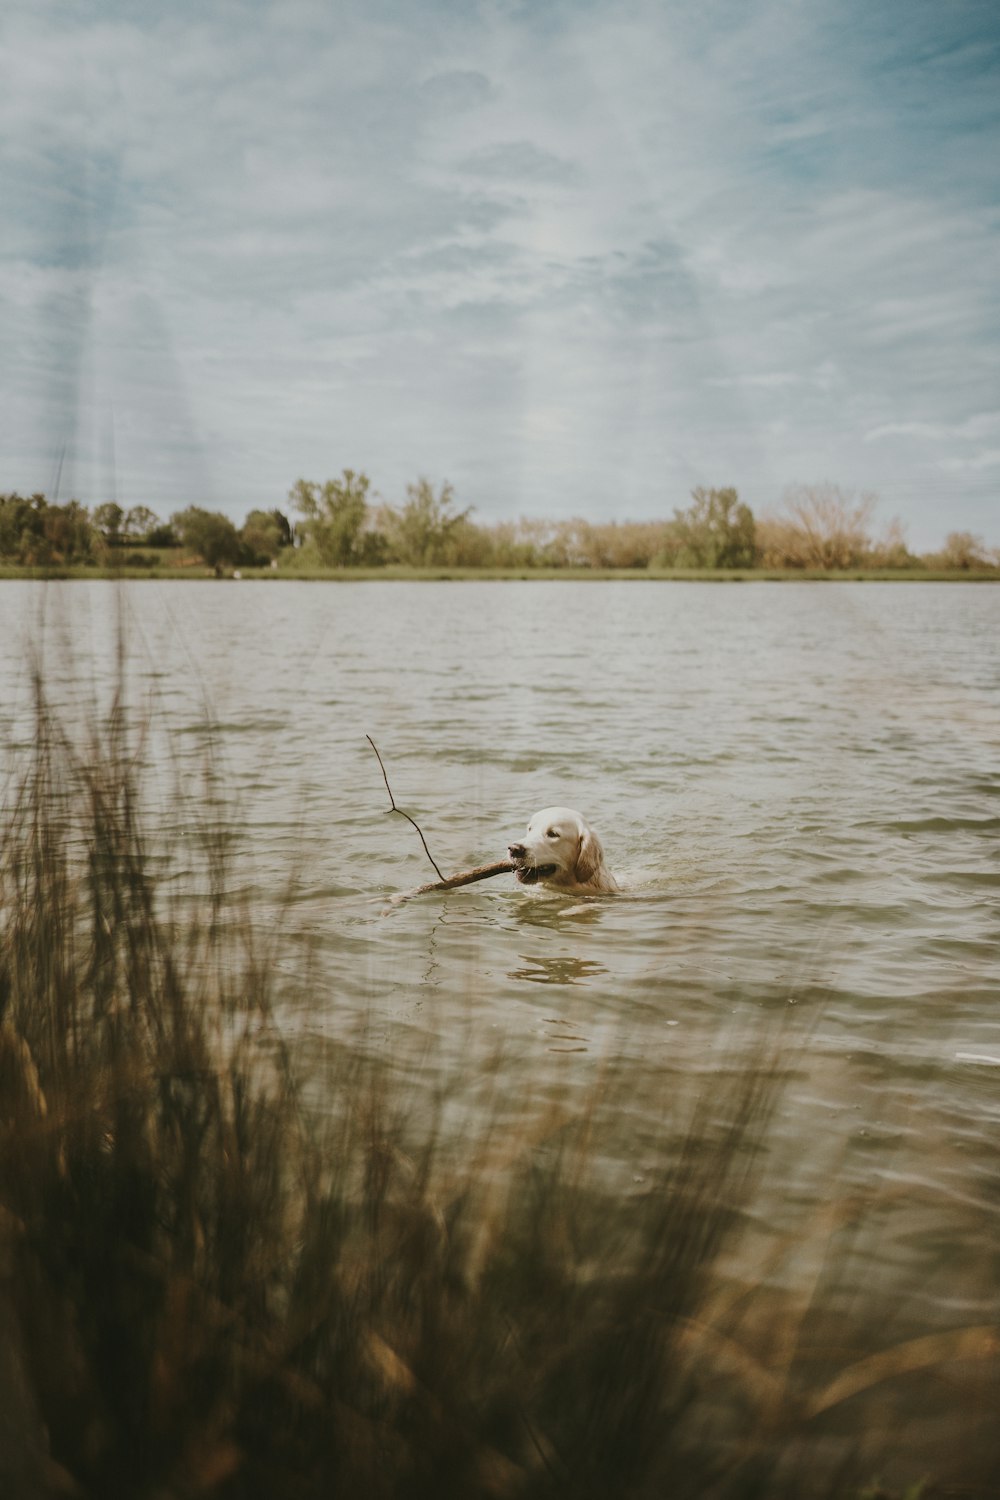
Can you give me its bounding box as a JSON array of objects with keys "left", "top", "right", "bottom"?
[
  {"left": 1, "top": 652, "right": 998, "bottom": 1497},
  {"left": 2, "top": 562, "right": 1000, "bottom": 583}
]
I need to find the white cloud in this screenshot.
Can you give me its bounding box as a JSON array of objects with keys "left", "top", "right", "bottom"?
[{"left": 866, "top": 412, "right": 1000, "bottom": 443}]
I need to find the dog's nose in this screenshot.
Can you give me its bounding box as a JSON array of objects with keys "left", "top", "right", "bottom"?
[{"left": 508, "top": 842, "right": 526, "bottom": 859}]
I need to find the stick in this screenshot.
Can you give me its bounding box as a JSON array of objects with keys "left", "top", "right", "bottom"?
[
  {"left": 388, "top": 860, "right": 516, "bottom": 905},
  {"left": 366, "top": 734, "right": 445, "bottom": 881}
]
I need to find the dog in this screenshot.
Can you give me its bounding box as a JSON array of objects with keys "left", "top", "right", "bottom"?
[{"left": 508, "top": 807, "right": 619, "bottom": 894}]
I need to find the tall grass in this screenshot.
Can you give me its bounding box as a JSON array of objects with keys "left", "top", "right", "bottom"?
[{"left": 1, "top": 653, "right": 996, "bottom": 1498}]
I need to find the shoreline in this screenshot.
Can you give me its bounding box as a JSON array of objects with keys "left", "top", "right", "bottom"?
[{"left": 2, "top": 564, "right": 999, "bottom": 583}]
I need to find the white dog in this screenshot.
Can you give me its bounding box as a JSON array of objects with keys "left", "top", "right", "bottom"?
[{"left": 508, "top": 807, "right": 619, "bottom": 894}]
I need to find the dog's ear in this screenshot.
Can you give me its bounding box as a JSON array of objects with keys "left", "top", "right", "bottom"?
[{"left": 574, "top": 827, "right": 604, "bottom": 886}]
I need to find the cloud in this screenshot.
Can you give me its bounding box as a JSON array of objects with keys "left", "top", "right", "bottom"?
[
  {"left": 939, "top": 448, "right": 1000, "bottom": 473},
  {"left": 1, "top": 0, "right": 998, "bottom": 547},
  {"left": 707, "top": 373, "right": 798, "bottom": 389},
  {"left": 865, "top": 412, "right": 1000, "bottom": 442},
  {"left": 457, "top": 140, "right": 580, "bottom": 185},
  {"left": 419, "top": 69, "right": 495, "bottom": 115}
]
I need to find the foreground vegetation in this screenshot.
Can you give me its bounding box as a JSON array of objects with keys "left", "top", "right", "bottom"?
[
  {"left": 1, "top": 645, "right": 998, "bottom": 1496},
  {"left": 2, "top": 479, "right": 997, "bottom": 578}
]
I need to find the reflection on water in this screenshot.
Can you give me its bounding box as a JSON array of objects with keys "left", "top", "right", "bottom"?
[
  {"left": 508, "top": 954, "right": 609, "bottom": 985},
  {"left": 508, "top": 891, "right": 613, "bottom": 928},
  {"left": 2, "top": 578, "right": 999, "bottom": 1488}
]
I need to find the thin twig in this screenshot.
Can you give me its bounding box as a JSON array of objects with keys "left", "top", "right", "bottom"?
[{"left": 366, "top": 735, "right": 445, "bottom": 881}]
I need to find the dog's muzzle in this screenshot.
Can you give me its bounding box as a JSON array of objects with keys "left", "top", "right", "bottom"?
[{"left": 508, "top": 843, "right": 557, "bottom": 885}]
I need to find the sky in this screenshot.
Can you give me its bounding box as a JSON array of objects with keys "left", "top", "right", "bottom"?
[{"left": 2, "top": 0, "right": 998, "bottom": 550}]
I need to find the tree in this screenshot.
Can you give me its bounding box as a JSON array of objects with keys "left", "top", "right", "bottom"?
[
  {"left": 767, "top": 484, "right": 876, "bottom": 569},
  {"left": 0, "top": 493, "right": 47, "bottom": 562},
  {"left": 123, "top": 506, "right": 160, "bottom": 543},
  {"left": 241, "top": 508, "right": 292, "bottom": 565},
  {"left": 0, "top": 493, "right": 99, "bottom": 565},
  {"left": 44, "top": 500, "right": 94, "bottom": 563},
  {"left": 146, "top": 523, "right": 177, "bottom": 548},
  {"left": 670, "top": 487, "right": 757, "bottom": 568},
  {"left": 93, "top": 502, "right": 125, "bottom": 547},
  {"left": 938, "top": 531, "right": 990, "bottom": 571},
  {"left": 867, "top": 515, "right": 915, "bottom": 569},
  {"left": 290, "top": 472, "right": 371, "bottom": 566},
  {"left": 382, "top": 478, "right": 472, "bottom": 566},
  {"left": 171, "top": 506, "right": 245, "bottom": 573}
]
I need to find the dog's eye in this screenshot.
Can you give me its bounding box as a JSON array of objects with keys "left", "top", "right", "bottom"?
[{"left": 546, "top": 828, "right": 558, "bottom": 839}]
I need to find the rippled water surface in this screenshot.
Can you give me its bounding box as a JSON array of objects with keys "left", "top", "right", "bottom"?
[{"left": 3, "top": 578, "right": 1000, "bottom": 1476}]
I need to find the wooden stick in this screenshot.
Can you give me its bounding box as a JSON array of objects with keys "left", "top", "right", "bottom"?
[
  {"left": 389, "top": 860, "right": 516, "bottom": 904},
  {"left": 366, "top": 734, "right": 445, "bottom": 881},
  {"left": 366, "top": 736, "right": 515, "bottom": 902}
]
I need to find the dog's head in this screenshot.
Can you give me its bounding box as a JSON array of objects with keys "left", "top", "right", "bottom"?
[{"left": 508, "top": 806, "right": 609, "bottom": 891}]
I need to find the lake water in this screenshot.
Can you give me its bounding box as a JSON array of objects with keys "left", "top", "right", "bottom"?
[{"left": 2, "top": 578, "right": 999, "bottom": 1485}]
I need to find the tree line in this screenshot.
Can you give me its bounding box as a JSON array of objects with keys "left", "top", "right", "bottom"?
[
  {"left": 0, "top": 495, "right": 292, "bottom": 572},
  {"left": 1, "top": 479, "right": 996, "bottom": 572}
]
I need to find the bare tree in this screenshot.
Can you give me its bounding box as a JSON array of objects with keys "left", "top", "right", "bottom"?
[
  {"left": 938, "top": 531, "right": 990, "bottom": 570},
  {"left": 757, "top": 484, "right": 877, "bottom": 568}
]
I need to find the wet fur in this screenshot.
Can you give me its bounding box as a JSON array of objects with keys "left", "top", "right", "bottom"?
[{"left": 508, "top": 807, "right": 618, "bottom": 894}]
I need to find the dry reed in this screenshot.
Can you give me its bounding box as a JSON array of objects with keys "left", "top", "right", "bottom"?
[{"left": 0, "top": 647, "right": 996, "bottom": 1499}]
